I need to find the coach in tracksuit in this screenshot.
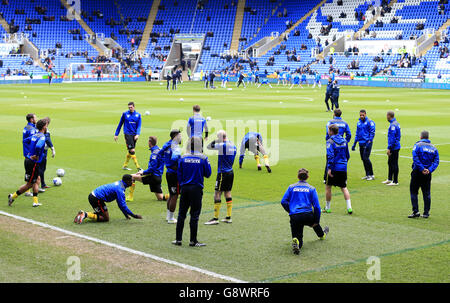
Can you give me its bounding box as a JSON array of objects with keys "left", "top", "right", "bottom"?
[
  {"left": 281, "top": 168, "right": 329, "bottom": 255},
  {"left": 383, "top": 111, "right": 401, "bottom": 186},
  {"left": 173, "top": 137, "right": 212, "bottom": 247},
  {"left": 352, "top": 109, "right": 376, "bottom": 180},
  {"left": 324, "top": 78, "right": 333, "bottom": 111},
  {"left": 408, "top": 131, "right": 439, "bottom": 219}
]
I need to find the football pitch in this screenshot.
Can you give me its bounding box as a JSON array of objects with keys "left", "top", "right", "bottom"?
[{"left": 0, "top": 81, "right": 449, "bottom": 283}]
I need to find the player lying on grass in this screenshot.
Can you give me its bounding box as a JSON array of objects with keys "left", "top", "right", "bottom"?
[
  {"left": 74, "top": 174, "right": 142, "bottom": 223},
  {"left": 126, "top": 136, "right": 169, "bottom": 202},
  {"left": 281, "top": 168, "right": 329, "bottom": 255},
  {"left": 8, "top": 119, "right": 48, "bottom": 208},
  {"left": 239, "top": 132, "right": 271, "bottom": 173}
]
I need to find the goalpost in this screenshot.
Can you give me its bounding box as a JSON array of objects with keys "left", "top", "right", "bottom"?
[{"left": 62, "top": 62, "right": 121, "bottom": 83}]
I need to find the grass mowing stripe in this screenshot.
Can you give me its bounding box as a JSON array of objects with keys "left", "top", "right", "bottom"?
[
  {"left": 0, "top": 210, "right": 248, "bottom": 284},
  {"left": 258, "top": 239, "right": 450, "bottom": 283}
]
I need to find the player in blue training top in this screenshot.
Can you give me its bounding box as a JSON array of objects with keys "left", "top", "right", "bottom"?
[
  {"left": 408, "top": 131, "right": 439, "bottom": 219},
  {"left": 158, "top": 129, "right": 182, "bottom": 223},
  {"left": 127, "top": 136, "right": 169, "bottom": 203},
  {"left": 9, "top": 119, "right": 48, "bottom": 208},
  {"left": 239, "top": 132, "right": 271, "bottom": 172},
  {"left": 74, "top": 174, "right": 142, "bottom": 223},
  {"left": 312, "top": 72, "right": 321, "bottom": 88},
  {"left": 324, "top": 124, "right": 353, "bottom": 214},
  {"left": 301, "top": 72, "right": 308, "bottom": 87},
  {"left": 204, "top": 130, "right": 237, "bottom": 225},
  {"left": 352, "top": 109, "right": 376, "bottom": 180},
  {"left": 22, "top": 113, "right": 37, "bottom": 197},
  {"left": 257, "top": 77, "right": 273, "bottom": 88},
  {"left": 187, "top": 104, "right": 209, "bottom": 141},
  {"left": 173, "top": 137, "right": 212, "bottom": 247},
  {"left": 114, "top": 101, "right": 142, "bottom": 171},
  {"left": 39, "top": 117, "right": 56, "bottom": 191},
  {"left": 323, "top": 109, "right": 351, "bottom": 182},
  {"left": 383, "top": 111, "right": 401, "bottom": 186},
  {"left": 281, "top": 168, "right": 329, "bottom": 255},
  {"left": 290, "top": 73, "right": 302, "bottom": 89}
]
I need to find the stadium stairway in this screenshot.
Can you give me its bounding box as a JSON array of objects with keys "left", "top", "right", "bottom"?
[
  {"left": 0, "top": 14, "right": 9, "bottom": 33},
  {"left": 414, "top": 18, "right": 450, "bottom": 58},
  {"left": 60, "top": 0, "right": 105, "bottom": 55},
  {"left": 229, "top": 0, "right": 246, "bottom": 53},
  {"left": 258, "top": 0, "right": 328, "bottom": 57},
  {"left": 138, "top": 0, "right": 161, "bottom": 52},
  {"left": 352, "top": 0, "right": 399, "bottom": 40}
]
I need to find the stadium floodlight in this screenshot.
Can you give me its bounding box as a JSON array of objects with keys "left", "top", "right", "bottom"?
[{"left": 63, "top": 62, "right": 121, "bottom": 83}]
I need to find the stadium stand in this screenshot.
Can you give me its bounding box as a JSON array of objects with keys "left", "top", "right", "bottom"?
[{"left": 0, "top": 0, "right": 448, "bottom": 81}]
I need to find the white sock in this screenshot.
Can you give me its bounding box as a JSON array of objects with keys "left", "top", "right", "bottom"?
[
  {"left": 166, "top": 209, "right": 170, "bottom": 220},
  {"left": 169, "top": 211, "right": 175, "bottom": 221},
  {"left": 346, "top": 199, "right": 352, "bottom": 209},
  {"left": 326, "top": 201, "right": 331, "bottom": 209}
]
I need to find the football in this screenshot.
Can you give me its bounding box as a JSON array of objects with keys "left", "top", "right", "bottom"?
[
  {"left": 53, "top": 177, "right": 62, "bottom": 186},
  {"left": 56, "top": 168, "right": 65, "bottom": 177}
]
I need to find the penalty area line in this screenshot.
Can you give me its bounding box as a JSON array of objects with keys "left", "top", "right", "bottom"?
[{"left": 0, "top": 210, "right": 247, "bottom": 283}]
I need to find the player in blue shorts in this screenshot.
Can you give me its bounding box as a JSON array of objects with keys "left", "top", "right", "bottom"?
[
  {"left": 290, "top": 73, "right": 302, "bottom": 89},
  {"left": 312, "top": 72, "right": 321, "bottom": 88},
  {"left": 301, "top": 72, "right": 308, "bottom": 87},
  {"left": 257, "top": 78, "right": 273, "bottom": 88}
]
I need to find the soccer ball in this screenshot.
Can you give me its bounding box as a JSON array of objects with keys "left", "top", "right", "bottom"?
[
  {"left": 56, "top": 168, "right": 65, "bottom": 177},
  {"left": 145, "top": 111, "right": 150, "bottom": 116},
  {"left": 206, "top": 116, "right": 211, "bottom": 121},
  {"left": 53, "top": 177, "right": 62, "bottom": 186}
]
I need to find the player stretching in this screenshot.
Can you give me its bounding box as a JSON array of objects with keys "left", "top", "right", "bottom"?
[
  {"left": 239, "top": 132, "right": 271, "bottom": 172},
  {"left": 290, "top": 73, "right": 302, "bottom": 89},
  {"left": 127, "top": 136, "right": 169, "bottom": 202},
  {"left": 159, "top": 130, "right": 182, "bottom": 223},
  {"left": 324, "top": 124, "right": 353, "bottom": 214},
  {"left": 114, "top": 102, "right": 142, "bottom": 171},
  {"left": 9, "top": 119, "right": 48, "bottom": 207},
  {"left": 204, "top": 130, "right": 237, "bottom": 225},
  {"left": 257, "top": 78, "right": 273, "bottom": 88},
  {"left": 74, "top": 174, "right": 142, "bottom": 223},
  {"left": 281, "top": 168, "right": 329, "bottom": 255}
]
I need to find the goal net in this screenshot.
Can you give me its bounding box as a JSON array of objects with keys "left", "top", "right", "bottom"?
[{"left": 63, "top": 62, "right": 121, "bottom": 83}]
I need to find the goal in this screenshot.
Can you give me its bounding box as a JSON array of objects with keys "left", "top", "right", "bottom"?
[{"left": 63, "top": 62, "right": 121, "bottom": 83}]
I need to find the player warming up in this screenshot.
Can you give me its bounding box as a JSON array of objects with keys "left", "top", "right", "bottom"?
[
  {"left": 74, "top": 174, "right": 142, "bottom": 223},
  {"left": 9, "top": 119, "right": 48, "bottom": 207},
  {"left": 239, "top": 132, "right": 271, "bottom": 172},
  {"left": 159, "top": 130, "right": 182, "bottom": 223},
  {"left": 173, "top": 137, "right": 212, "bottom": 247},
  {"left": 127, "top": 136, "right": 169, "bottom": 202},
  {"left": 324, "top": 124, "right": 353, "bottom": 214},
  {"left": 204, "top": 130, "right": 237, "bottom": 225},
  {"left": 114, "top": 101, "right": 142, "bottom": 171},
  {"left": 281, "top": 168, "right": 329, "bottom": 255}
]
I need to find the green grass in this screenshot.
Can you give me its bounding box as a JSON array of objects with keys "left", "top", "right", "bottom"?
[{"left": 0, "top": 81, "right": 449, "bottom": 283}]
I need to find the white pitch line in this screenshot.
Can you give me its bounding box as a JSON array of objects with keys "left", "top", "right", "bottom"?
[
  {"left": 0, "top": 210, "right": 247, "bottom": 283},
  {"left": 371, "top": 152, "right": 450, "bottom": 163},
  {"left": 372, "top": 142, "right": 450, "bottom": 152}
]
